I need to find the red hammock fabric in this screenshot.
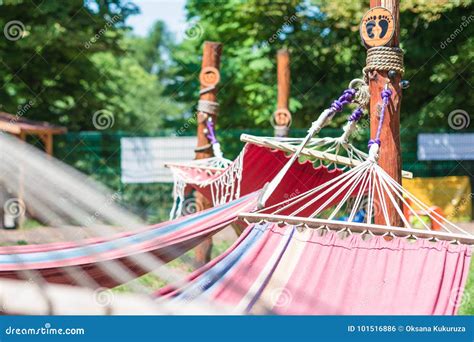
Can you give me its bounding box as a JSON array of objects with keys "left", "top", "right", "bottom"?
[
  {"left": 173, "top": 143, "right": 343, "bottom": 208},
  {"left": 0, "top": 145, "right": 347, "bottom": 289},
  {"left": 0, "top": 194, "right": 258, "bottom": 288},
  {"left": 157, "top": 222, "right": 471, "bottom": 315}
]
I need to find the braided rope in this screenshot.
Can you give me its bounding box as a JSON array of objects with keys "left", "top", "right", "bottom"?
[
  {"left": 199, "top": 85, "right": 215, "bottom": 95},
  {"left": 194, "top": 144, "right": 212, "bottom": 153},
  {"left": 363, "top": 46, "right": 405, "bottom": 78},
  {"left": 197, "top": 99, "right": 219, "bottom": 115},
  {"left": 205, "top": 118, "right": 218, "bottom": 144}
]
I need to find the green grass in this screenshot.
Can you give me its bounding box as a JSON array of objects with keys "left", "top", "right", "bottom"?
[
  {"left": 458, "top": 261, "right": 474, "bottom": 314},
  {"left": 113, "top": 253, "right": 195, "bottom": 293},
  {"left": 20, "top": 219, "right": 43, "bottom": 230},
  {"left": 113, "top": 240, "right": 235, "bottom": 294},
  {"left": 0, "top": 239, "right": 28, "bottom": 246}
]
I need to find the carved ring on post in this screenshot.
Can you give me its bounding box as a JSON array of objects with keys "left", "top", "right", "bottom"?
[
  {"left": 272, "top": 108, "right": 292, "bottom": 128},
  {"left": 271, "top": 108, "right": 292, "bottom": 137},
  {"left": 359, "top": 7, "right": 395, "bottom": 48},
  {"left": 199, "top": 66, "right": 221, "bottom": 87}
]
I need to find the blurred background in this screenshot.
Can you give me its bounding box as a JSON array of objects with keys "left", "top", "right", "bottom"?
[{"left": 0, "top": 0, "right": 472, "bottom": 224}]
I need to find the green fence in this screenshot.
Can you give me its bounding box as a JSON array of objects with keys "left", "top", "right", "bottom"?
[{"left": 54, "top": 128, "right": 474, "bottom": 223}]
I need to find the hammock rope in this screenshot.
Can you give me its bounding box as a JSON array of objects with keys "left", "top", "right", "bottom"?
[
  {"left": 205, "top": 117, "right": 224, "bottom": 159},
  {"left": 241, "top": 87, "right": 474, "bottom": 245},
  {"left": 197, "top": 99, "right": 219, "bottom": 116},
  {"left": 257, "top": 82, "right": 364, "bottom": 208},
  {"left": 363, "top": 46, "right": 405, "bottom": 81},
  {"left": 368, "top": 87, "right": 391, "bottom": 151}
]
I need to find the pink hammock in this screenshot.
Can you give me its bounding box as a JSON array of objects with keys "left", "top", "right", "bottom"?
[
  {"left": 169, "top": 143, "right": 343, "bottom": 210},
  {"left": 0, "top": 193, "right": 258, "bottom": 288},
  {"left": 157, "top": 221, "right": 471, "bottom": 315},
  {"left": 0, "top": 146, "right": 345, "bottom": 288}
]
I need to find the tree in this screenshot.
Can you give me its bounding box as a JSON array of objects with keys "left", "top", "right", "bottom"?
[
  {"left": 169, "top": 0, "right": 473, "bottom": 131},
  {"left": 0, "top": 0, "right": 182, "bottom": 132}
]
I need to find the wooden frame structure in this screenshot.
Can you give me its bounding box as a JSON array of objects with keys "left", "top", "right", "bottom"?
[
  {"left": 0, "top": 111, "right": 67, "bottom": 228},
  {"left": 194, "top": 42, "right": 223, "bottom": 265},
  {"left": 0, "top": 111, "right": 67, "bottom": 155},
  {"left": 239, "top": 213, "right": 474, "bottom": 245},
  {"left": 368, "top": 0, "right": 403, "bottom": 226}
]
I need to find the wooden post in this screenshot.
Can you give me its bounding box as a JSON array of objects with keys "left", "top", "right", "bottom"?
[
  {"left": 368, "top": 0, "right": 403, "bottom": 226},
  {"left": 194, "top": 41, "right": 222, "bottom": 265},
  {"left": 274, "top": 49, "right": 291, "bottom": 137},
  {"left": 42, "top": 133, "right": 54, "bottom": 156}
]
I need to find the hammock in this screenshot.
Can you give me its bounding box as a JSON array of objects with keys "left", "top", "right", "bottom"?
[
  {"left": 168, "top": 80, "right": 412, "bottom": 218},
  {"left": 156, "top": 155, "right": 473, "bottom": 314},
  {"left": 0, "top": 193, "right": 258, "bottom": 288},
  {"left": 154, "top": 87, "right": 473, "bottom": 315},
  {"left": 0, "top": 146, "right": 346, "bottom": 288},
  {"left": 169, "top": 143, "right": 346, "bottom": 216},
  {"left": 157, "top": 221, "right": 470, "bottom": 315}
]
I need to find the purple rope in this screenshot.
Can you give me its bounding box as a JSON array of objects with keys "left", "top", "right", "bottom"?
[
  {"left": 348, "top": 107, "right": 364, "bottom": 122},
  {"left": 368, "top": 88, "right": 392, "bottom": 148},
  {"left": 330, "top": 88, "right": 356, "bottom": 113},
  {"left": 205, "top": 118, "right": 218, "bottom": 144}
]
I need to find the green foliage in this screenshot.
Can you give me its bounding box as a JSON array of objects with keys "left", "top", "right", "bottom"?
[
  {"left": 0, "top": 1, "right": 182, "bottom": 132},
  {"left": 169, "top": 0, "right": 473, "bottom": 131},
  {"left": 82, "top": 51, "right": 182, "bottom": 132},
  {"left": 458, "top": 261, "right": 474, "bottom": 314},
  {"left": 112, "top": 239, "right": 232, "bottom": 293}
]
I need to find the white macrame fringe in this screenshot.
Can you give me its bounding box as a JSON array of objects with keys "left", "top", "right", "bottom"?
[
  {"left": 168, "top": 152, "right": 243, "bottom": 219},
  {"left": 209, "top": 151, "right": 244, "bottom": 206}
]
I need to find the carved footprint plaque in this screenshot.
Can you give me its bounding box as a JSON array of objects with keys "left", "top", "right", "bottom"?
[{"left": 360, "top": 7, "right": 395, "bottom": 47}]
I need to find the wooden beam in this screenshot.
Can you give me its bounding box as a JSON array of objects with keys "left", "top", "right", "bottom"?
[
  {"left": 0, "top": 123, "right": 66, "bottom": 136},
  {"left": 42, "top": 133, "right": 54, "bottom": 156},
  {"left": 277, "top": 49, "right": 290, "bottom": 110},
  {"left": 0, "top": 121, "right": 21, "bottom": 134},
  {"left": 238, "top": 213, "right": 474, "bottom": 245},
  {"left": 194, "top": 41, "right": 222, "bottom": 265},
  {"left": 368, "top": 0, "right": 403, "bottom": 226}
]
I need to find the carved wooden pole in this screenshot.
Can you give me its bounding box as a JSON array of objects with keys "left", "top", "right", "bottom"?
[
  {"left": 367, "top": 0, "right": 403, "bottom": 226},
  {"left": 194, "top": 41, "right": 222, "bottom": 265},
  {"left": 274, "top": 49, "right": 291, "bottom": 137}
]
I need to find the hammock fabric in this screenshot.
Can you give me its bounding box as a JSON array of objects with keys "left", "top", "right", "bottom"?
[
  {"left": 157, "top": 222, "right": 471, "bottom": 315},
  {"left": 0, "top": 157, "right": 345, "bottom": 288},
  {"left": 0, "top": 194, "right": 258, "bottom": 288},
  {"left": 170, "top": 143, "right": 343, "bottom": 208}
]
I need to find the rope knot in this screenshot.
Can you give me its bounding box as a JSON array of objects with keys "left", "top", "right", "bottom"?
[
  {"left": 349, "top": 107, "right": 364, "bottom": 122},
  {"left": 205, "top": 118, "right": 217, "bottom": 144},
  {"left": 363, "top": 46, "right": 405, "bottom": 80},
  {"left": 344, "top": 88, "right": 356, "bottom": 98},
  {"left": 330, "top": 88, "right": 356, "bottom": 113},
  {"left": 368, "top": 138, "right": 381, "bottom": 148},
  {"left": 381, "top": 89, "right": 392, "bottom": 100},
  {"left": 330, "top": 100, "right": 344, "bottom": 112}
]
